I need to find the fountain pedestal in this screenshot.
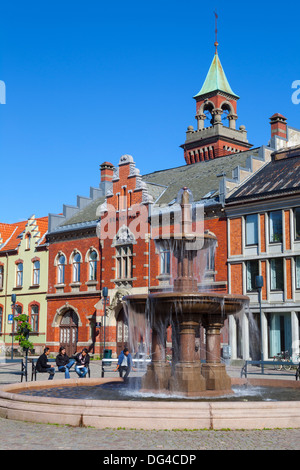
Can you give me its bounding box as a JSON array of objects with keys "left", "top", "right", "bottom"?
[
  {"left": 201, "top": 320, "right": 232, "bottom": 392},
  {"left": 141, "top": 328, "right": 171, "bottom": 392},
  {"left": 169, "top": 320, "right": 206, "bottom": 396}
]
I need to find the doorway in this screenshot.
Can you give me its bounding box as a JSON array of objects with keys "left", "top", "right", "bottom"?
[
  {"left": 59, "top": 309, "right": 78, "bottom": 356},
  {"left": 116, "top": 308, "right": 128, "bottom": 356}
]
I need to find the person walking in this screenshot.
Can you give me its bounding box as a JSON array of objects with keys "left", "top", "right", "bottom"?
[
  {"left": 114, "top": 347, "right": 136, "bottom": 382},
  {"left": 74, "top": 348, "right": 90, "bottom": 378},
  {"left": 56, "top": 347, "right": 75, "bottom": 379},
  {"left": 36, "top": 347, "right": 55, "bottom": 380}
]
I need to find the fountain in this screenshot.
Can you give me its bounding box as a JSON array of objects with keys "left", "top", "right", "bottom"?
[
  {"left": 124, "top": 187, "right": 248, "bottom": 397},
  {"left": 2, "top": 187, "right": 300, "bottom": 430}
]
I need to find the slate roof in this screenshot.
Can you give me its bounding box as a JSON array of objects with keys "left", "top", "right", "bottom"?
[
  {"left": 50, "top": 148, "right": 261, "bottom": 232},
  {"left": 59, "top": 196, "right": 106, "bottom": 228},
  {"left": 227, "top": 146, "right": 300, "bottom": 202},
  {"left": 142, "top": 148, "right": 260, "bottom": 206}
]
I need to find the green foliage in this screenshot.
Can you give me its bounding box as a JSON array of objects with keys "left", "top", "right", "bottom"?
[{"left": 14, "top": 313, "right": 34, "bottom": 351}]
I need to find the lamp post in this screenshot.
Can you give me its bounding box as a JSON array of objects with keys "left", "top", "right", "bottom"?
[
  {"left": 255, "top": 275, "right": 264, "bottom": 374},
  {"left": 102, "top": 287, "right": 108, "bottom": 358},
  {"left": 11, "top": 294, "right": 16, "bottom": 360}
]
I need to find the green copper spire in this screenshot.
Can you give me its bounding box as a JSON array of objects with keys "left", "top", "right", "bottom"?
[{"left": 194, "top": 52, "right": 239, "bottom": 99}]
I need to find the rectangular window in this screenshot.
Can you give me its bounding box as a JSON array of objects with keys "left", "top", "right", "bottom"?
[
  {"left": 33, "top": 261, "right": 40, "bottom": 285},
  {"left": 0, "top": 307, "right": 2, "bottom": 333},
  {"left": 270, "top": 211, "right": 282, "bottom": 243},
  {"left": 0, "top": 266, "right": 3, "bottom": 289},
  {"left": 16, "top": 264, "right": 23, "bottom": 287},
  {"left": 160, "top": 247, "right": 170, "bottom": 275},
  {"left": 116, "top": 245, "right": 133, "bottom": 279},
  {"left": 295, "top": 208, "right": 300, "bottom": 240},
  {"left": 245, "top": 214, "right": 258, "bottom": 245},
  {"left": 30, "top": 305, "right": 39, "bottom": 332},
  {"left": 14, "top": 305, "right": 22, "bottom": 333},
  {"left": 296, "top": 257, "right": 300, "bottom": 289},
  {"left": 270, "top": 258, "right": 284, "bottom": 291},
  {"left": 246, "top": 260, "right": 259, "bottom": 292}
]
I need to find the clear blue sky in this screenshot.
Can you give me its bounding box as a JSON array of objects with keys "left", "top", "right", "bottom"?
[{"left": 1, "top": 0, "right": 300, "bottom": 223}]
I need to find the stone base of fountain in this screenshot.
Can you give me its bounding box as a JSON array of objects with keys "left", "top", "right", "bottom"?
[
  {"left": 201, "top": 363, "right": 232, "bottom": 392},
  {"left": 169, "top": 362, "right": 206, "bottom": 397},
  {"left": 141, "top": 362, "right": 171, "bottom": 391}
]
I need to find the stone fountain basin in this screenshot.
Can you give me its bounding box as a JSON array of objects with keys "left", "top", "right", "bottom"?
[
  {"left": 124, "top": 292, "right": 248, "bottom": 317},
  {"left": 1, "top": 377, "right": 300, "bottom": 430}
]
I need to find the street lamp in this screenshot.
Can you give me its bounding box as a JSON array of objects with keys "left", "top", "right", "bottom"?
[
  {"left": 255, "top": 275, "right": 264, "bottom": 373},
  {"left": 102, "top": 287, "right": 108, "bottom": 358}
]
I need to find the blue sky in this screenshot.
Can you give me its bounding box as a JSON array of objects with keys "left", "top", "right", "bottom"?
[{"left": 1, "top": 0, "right": 300, "bottom": 223}]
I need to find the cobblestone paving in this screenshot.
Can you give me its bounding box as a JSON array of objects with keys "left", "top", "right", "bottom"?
[
  {"left": 0, "top": 418, "right": 300, "bottom": 450},
  {"left": 0, "top": 359, "right": 299, "bottom": 450}
]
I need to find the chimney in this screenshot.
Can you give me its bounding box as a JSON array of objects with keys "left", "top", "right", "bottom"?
[
  {"left": 270, "top": 113, "right": 287, "bottom": 140},
  {"left": 100, "top": 162, "right": 114, "bottom": 183}
]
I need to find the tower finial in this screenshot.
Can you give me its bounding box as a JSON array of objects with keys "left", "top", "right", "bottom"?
[{"left": 214, "top": 10, "right": 219, "bottom": 54}]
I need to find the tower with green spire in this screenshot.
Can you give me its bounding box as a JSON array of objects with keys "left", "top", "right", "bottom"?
[{"left": 181, "top": 45, "right": 252, "bottom": 164}]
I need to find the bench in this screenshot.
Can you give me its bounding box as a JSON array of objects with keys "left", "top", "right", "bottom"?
[
  {"left": 241, "top": 360, "right": 300, "bottom": 380},
  {"left": 0, "top": 359, "right": 28, "bottom": 382},
  {"left": 101, "top": 357, "right": 151, "bottom": 377},
  {"left": 31, "top": 357, "right": 91, "bottom": 381}
]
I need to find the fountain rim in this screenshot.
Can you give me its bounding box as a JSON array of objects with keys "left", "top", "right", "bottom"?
[{"left": 123, "top": 292, "right": 249, "bottom": 303}]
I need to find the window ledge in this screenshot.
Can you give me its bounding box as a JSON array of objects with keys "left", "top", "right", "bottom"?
[
  {"left": 54, "top": 283, "right": 66, "bottom": 289},
  {"left": 86, "top": 280, "right": 98, "bottom": 286}
]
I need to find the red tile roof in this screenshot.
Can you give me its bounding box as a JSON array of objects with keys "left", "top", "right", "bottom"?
[{"left": 0, "top": 216, "right": 48, "bottom": 252}]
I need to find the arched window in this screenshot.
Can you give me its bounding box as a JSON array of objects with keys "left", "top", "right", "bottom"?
[
  {"left": 16, "top": 263, "right": 23, "bottom": 287},
  {"left": 30, "top": 304, "right": 39, "bottom": 332},
  {"left": 57, "top": 255, "right": 66, "bottom": 284},
  {"left": 33, "top": 260, "right": 40, "bottom": 285},
  {"left": 89, "top": 250, "right": 97, "bottom": 281},
  {"left": 72, "top": 253, "right": 81, "bottom": 283}
]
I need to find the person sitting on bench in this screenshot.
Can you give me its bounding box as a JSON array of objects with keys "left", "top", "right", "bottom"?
[
  {"left": 56, "top": 347, "right": 75, "bottom": 379},
  {"left": 36, "top": 347, "right": 55, "bottom": 380},
  {"left": 74, "top": 348, "right": 90, "bottom": 378}
]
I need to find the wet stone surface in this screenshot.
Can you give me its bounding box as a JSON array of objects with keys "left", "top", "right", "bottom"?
[{"left": 16, "top": 379, "right": 300, "bottom": 402}]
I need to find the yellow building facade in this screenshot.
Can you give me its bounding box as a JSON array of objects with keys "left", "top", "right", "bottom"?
[{"left": 0, "top": 215, "right": 48, "bottom": 356}]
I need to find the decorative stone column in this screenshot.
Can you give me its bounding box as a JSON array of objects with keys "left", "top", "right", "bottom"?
[
  {"left": 169, "top": 320, "right": 206, "bottom": 396},
  {"left": 195, "top": 113, "right": 206, "bottom": 130},
  {"left": 212, "top": 108, "right": 223, "bottom": 125},
  {"left": 141, "top": 326, "right": 171, "bottom": 392},
  {"left": 228, "top": 114, "right": 238, "bottom": 129},
  {"left": 201, "top": 318, "right": 232, "bottom": 392}
]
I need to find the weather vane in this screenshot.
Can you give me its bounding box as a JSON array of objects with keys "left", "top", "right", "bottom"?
[{"left": 214, "top": 10, "right": 219, "bottom": 54}]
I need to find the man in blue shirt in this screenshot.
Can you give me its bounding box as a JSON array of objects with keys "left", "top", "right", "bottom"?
[{"left": 114, "top": 348, "right": 136, "bottom": 382}]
